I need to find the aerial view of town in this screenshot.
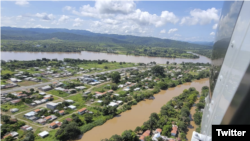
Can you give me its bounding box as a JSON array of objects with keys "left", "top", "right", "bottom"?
[{"left": 1, "top": 1, "right": 224, "bottom": 141}]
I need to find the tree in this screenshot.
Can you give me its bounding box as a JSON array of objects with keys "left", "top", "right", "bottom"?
[
  {"left": 109, "top": 134, "right": 122, "bottom": 141},
  {"left": 111, "top": 71, "right": 121, "bottom": 83},
  {"left": 151, "top": 65, "right": 165, "bottom": 76},
  {"left": 121, "top": 130, "right": 137, "bottom": 141},
  {"left": 55, "top": 122, "right": 81, "bottom": 141},
  {"left": 158, "top": 82, "right": 168, "bottom": 90},
  {"left": 4, "top": 136, "right": 15, "bottom": 141},
  {"left": 144, "top": 136, "right": 153, "bottom": 141},
  {"left": 194, "top": 112, "right": 202, "bottom": 125},
  {"left": 22, "top": 131, "right": 35, "bottom": 141},
  {"left": 166, "top": 61, "right": 169, "bottom": 65},
  {"left": 134, "top": 126, "right": 141, "bottom": 133},
  {"left": 84, "top": 113, "right": 93, "bottom": 123},
  {"left": 162, "top": 124, "right": 172, "bottom": 136}
]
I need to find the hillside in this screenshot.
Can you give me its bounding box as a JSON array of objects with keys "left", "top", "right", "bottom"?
[{"left": 1, "top": 27, "right": 212, "bottom": 58}]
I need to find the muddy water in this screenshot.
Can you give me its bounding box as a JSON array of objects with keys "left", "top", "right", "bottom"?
[
  {"left": 186, "top": 98, "right": 200, "bottom": 140},
  {"left": 78, "top": 78, "right": 209, "bottom": 141},
  {"left": 1, "top": 51, "right": 211, "bottom": 64}
]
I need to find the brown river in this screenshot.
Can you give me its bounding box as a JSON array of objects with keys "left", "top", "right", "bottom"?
[
  {"left": 1, "top": 51, "right": 211, "bottom": 64},
  {"left": 78, "top": 78, "right": 209, "bottom": 141}
]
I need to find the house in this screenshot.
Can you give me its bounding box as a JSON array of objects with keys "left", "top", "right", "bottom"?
[
  {"left": 38, "top": 131, "right": 49, "bottom": 138},
  {"left": 171, "top": 125, "right": 178, "bottom": 137},
  {"left": 95, "top": 91, "right": 107, "bottom": 98},
  {"left": 108, "top": 102, "right": 118, "bottom": 107},
  {"left": 84, "top": 91, "right": 91, "bottom": 94},
  {"left": 66, "top": 118, "right": 72, "bottom": 122},
  {"left": 50, "top": 121, "right": 62, "bottom": 129},
  {"left": 21, "top": 125, "right": 33, "bottom": 131},
  {"left": 36, "top": 119, "right": 46, "bottom": 125},
  {"left": 59, "top": 110, "right": 65, "bottom": 115},
  {"left": 44, "top": 116, "right": 52, "bottom": 121},
  {"left": 65, "top": 99, "right": 74, "bottom": 103},
  {"left": 97, "top": 100, "right": 103, "bottom": 103},
  {"left": 10, "top": 108, "right": 19, "bottom": 113},
  {"left": 41, "top": 85, "right": 52, "bottom": 91},
  {"left": 34, "top": 109, "right": 40, "bottom": 113},
  {"left": 78, "top": 108, "right": 87, "bottom": 115},
  {"left": 75, "top": 86, "right": 86, "bottom": 90},
  {"left": 55, "top": 82, "right": 63, "bottom": 87},
  {"left": 10, "top": 78, "right": 17, "bottom": 82},
  {"left": 10, "top": 99, "right": 21, "bottom": 104},
  {"left": 46, "top": 102, "right": 58, "bottom": 110},
  {"left": 68, "top": 105, "right": 76, "bottom": 110},
  {"left": 134, "top": 88, "right": 140, "bottom": 91},
  {"left": 114, "top": 94, "right": 119, "bottom": 96},
  {"left": 24, "top": 111, "right": 36, "bottom": 118},
  {"left": 139, "top": 130, "right": 151, "bottom": 141},
  {"left": 117, "top": 100, "right": 123, "bottom": 105}
]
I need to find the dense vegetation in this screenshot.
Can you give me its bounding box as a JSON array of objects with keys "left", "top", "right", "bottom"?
[
  {"left": 1, "top": 27, "right": 212, "bottom": 58},
  {"left": 104, "top": 87, "right": 201, "bottom": 141},
  {"left": 194, "top": 86, "right": 209, "bottom": 133}
]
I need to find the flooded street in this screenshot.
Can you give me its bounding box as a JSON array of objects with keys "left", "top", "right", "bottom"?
[
  {"left": 78, "top": 78, "right": 209, "bottom": 141},
  {"left": 1, "top": 51, "right": 211, "bottom": 64}
]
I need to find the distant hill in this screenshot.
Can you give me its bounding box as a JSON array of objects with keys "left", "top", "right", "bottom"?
[
  {"left": 187, "top": 41, "right": 214, "bottom": 47},
  {"left": 1, "top": 26, "right": 211, "bottom": 49}
]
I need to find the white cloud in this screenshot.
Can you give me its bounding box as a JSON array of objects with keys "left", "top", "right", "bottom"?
[
  {"left": 174, "top": 34, "right": 181, "bottom": 37},
  {"left": 73, "top": 18, "right": 84, "bottom": 27},
  {"left": 213, "top": 24, "right": 218, "bottom": 29},
  {"left": 65, "top": 1, "right": 178, "bottom": 28},
  {"left": 58, "top": 15, "right": 69, "bottom": 22},
  {"left": 95, "top": 0, "right": 136, "bottom": 14},
  {"left": 63, "top": 6, "right": 73, "bottom": 11},
  {"left": 33, "top": 25, "right": 49, "bottom": 28},
  {"left": 210, "top": 32, "right": 215, "bottom": 35},
  {"left": 168, "top": 28, "right": 178, "bottom": 34},
  {"left": 160, "top": 29, "right": 166, "bottom": 34},
  {"left": 15, "top": 0, "right": 29, "bottom": 6},
  {"left": 180, "top": 7, "right": 219, "bottom": 25},
  {"left": 35, "top": 13, "right": 54, "bottom": 21}
]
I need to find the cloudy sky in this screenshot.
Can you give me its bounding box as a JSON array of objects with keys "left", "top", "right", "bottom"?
[{"left": 1, "top": 0, "right": 224, "bottom": 42}]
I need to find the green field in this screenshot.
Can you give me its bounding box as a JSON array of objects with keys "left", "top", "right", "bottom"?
[{"left": 47, "top": 90, "right": 70, "bottom": 97}]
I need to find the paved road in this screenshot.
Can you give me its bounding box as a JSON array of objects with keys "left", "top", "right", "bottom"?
[{"left": 1, "top": 66, "right": 146, "bottom": 93}]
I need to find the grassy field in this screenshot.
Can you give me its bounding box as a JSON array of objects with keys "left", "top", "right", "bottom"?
[
  {"left": 66, "top": 94, "right": 87, "bottom": 110},
  {"left": 47, "top": 90, "right": 70, "bottom": 97},
  {"left": 77, "top": 62, "right": 136, "bottom": 71},
  {"left": 1, "top": 80, "right": 7, "bottom": 85},
  {"left": 18, "top": 81, "right": 38, "bottom": 86},
  {"left": 90, "top": 82, "right": 113, "bottom": 93},
  {"left": 1, "top": 102, "right": 30, "bottom": 114},
  {"left": 34, "top": 127, "right": 58, "bottom": 141},
  {"left": 1, "top": 70, "right": 15, "bottom": 76}
]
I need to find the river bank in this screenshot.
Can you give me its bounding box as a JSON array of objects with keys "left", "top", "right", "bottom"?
[
  {"left": 76, "top": 78, "right": 209, "bottom": 141},
  {"left": 1, "top": 51, "right": 211, "bottom": 64}
]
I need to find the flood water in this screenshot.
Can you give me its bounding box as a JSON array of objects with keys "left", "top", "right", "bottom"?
[
  {"left": 78, "top": 78, "right": 209, "bottom": 141},
  {"left": 1, "top": 51, "right": 211, "bottom": 64}
]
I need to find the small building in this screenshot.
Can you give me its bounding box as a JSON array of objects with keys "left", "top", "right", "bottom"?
[
  {"left": 41, "top": 85, "right": 52, "bottom": 91},
  {"left": 68, "top": 105, "right": 76, "bottom": 110},
  {"left": 65, "top": 99, "right": 74, "bottom": 103},
  {"left": 36, "top": 119, "right": 46, "bottom": 125},
  {"left": 46, "top": 102, "right": 58, "bottom": 110},
  {"left": 50, "top": 121, "right": 62, "bottom": 129},
  {"left": 39, "top": 92, "right": 46, "bottom": 95},
  {"left": 78, "top": 108, "right": 87, "bottom": 115},
  {"left": 21, "top": 125, "right": 33, "bottom": 131},
  {"left": 10, "top": 108, "right": 19, "bottom": 113},
  {"left": 10, "top": 99, "right": 21, "bottom": 104},
  {"left": 171, "top": 125, "right": 178, "bottom": 137},
  {"left": 38, "top": 131, "right": 49, "bottom": 138},
  {"left": 44, "top": 116, "right": 52, "bottom": 121},
  {"left": 75, "top": 86, "right": 86, "bottom": 90},
  {"left": 34, "top": 109, "right": 40, "bottom": 113},
  {"left": 139, "top": 130, "right": 151, "bottom": 141},
  {"left": 134, "top": 88, "right": 140, "bottom": 91},
  {"left": 59, "top": 110, "right": 65, "bottom": 115},
  {"left": 24, "top": 111, "right": 36, "bottom": 118},
  {"left": 108, "top": 102, "right": 118, "bottom": 107},
  {"left": 66, "top": 118, "right": 72, "bottom": 122}
]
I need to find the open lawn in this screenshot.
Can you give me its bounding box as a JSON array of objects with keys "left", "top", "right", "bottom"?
[
  {"left": 18, "top": 81, "right": 38, "bottom": 86},
  {"left": 48, "top": 90, "right": 69, "bottom": 97},
  {"left": 1, "top": 80, "right": 7, "bottom": 85},
  {"left": 77, "top": 62, "right": 136, "bottom": 72},
  {"left": 1, "top": 102, "right": 30, "bottom": 114},
  {"left": 1, "top": 70, "right": 15, "bottom": 76},
  {"left": 66, "top": 94, "right": 87, "bottom": 110}
]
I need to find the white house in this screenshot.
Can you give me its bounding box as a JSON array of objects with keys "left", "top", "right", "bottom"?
[
  {"left": 10, "top": 108, "right": 19, "bottom": 113},
  {"left": 68, "top": 105, "right": 76, "bottom": 110},
  {"left": 38, "top": 131, "right": 49, "bottom": 138},
  {"left": 134, "top": 88, "right": 140, "bottom": 91}
]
